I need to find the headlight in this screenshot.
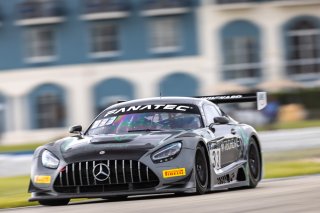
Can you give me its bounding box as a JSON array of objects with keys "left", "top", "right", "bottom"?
[
  {"left": 151, "top": 142, "right": 182, "bottom": 163},
  {"left": 41, "top": 150, "right": 60, "bottom": 169}
]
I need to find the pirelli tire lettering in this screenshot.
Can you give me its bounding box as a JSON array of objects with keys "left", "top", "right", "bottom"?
[{"left": 163, "top": 168, "right": 186, "bottom": 178}]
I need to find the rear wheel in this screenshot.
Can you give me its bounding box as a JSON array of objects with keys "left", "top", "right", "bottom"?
[
  {"left": 247, "top": 138, "right": 261, "bottom": 188},
  {"left": 195, "top": 145, "right": 209, "bottom": 194},
  {"left": 38, "top": 199, "right": 70, "bottom": 206}
]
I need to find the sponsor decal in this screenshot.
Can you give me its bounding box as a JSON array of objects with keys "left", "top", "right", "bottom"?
[
  {"left": 221, "top": 138, "right": 241, "bottom": 152},
  {"left": 34, "top": 175, "right": 51, "bottom": 184},
  {"left": 208, "top": 138, "right": 242, "bottom": 152},
  {"left": 105, "top": 104, "right": 195, "bottom": 117},
  {"left": 200, "top": 95, "right": 242, "bottom": 101},
  {"left": 208, "top": 137, "right": 243, "bottom": 169},
  {"left": 216, "top": 173, "right": 235, "bottom": 185},
  {"left": 163, "top": 168, "right": 186, "bottom": 178}
]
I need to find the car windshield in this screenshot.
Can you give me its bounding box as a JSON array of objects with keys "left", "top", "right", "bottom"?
[{"left": 87, "top": 104, "right": 203, "bottom": 135}]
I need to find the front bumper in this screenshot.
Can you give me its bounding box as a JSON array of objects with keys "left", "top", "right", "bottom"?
[
  {"left": 29, "top": 148, "right": 196, "bottom": 202},
  {"left": 29, "top": 172, "right": 195, "bottom": 202}
]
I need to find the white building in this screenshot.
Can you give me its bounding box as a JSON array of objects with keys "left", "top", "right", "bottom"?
[{"left": 0, "top": 0, "right": 319, "bottom": 144}]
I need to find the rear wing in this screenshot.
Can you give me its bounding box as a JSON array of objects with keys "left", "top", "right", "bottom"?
[{"left": 196, "top": 92, "right": 267, "bottom": 110}]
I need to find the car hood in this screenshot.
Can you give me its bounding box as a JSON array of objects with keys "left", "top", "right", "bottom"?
[{"left": 59, "top": 130, "right": 187, "bottom": 163}]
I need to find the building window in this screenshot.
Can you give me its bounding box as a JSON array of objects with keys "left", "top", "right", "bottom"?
[
  {"left": 36, "top": 92, "right": 64, "bottom": 128},
  {"left": 94, "top": 78, "right": 134, "bottom": 115},
  {"left": 29, "top": 84, "right": 65, "bottom": 129},
  {"left": 159, "top": 72, "right": 199, "bottom": 96},
  {"left": 224, "top": 37, "right": 260, "bottom": 79},
  {"left": 25, "top": 27, "right": 56, "bottom": 63},
  {"left": 286, "top": 19, "right": 320, "bottom": 76},
  {"left": 90, "top": 23, "right": 119, "bottom": 57},
  {"left": 149, "top": 17, "right": 181, "bottom": 53},
  {"left": 221, "top": 20, "right": 261, "bottom": 82}
]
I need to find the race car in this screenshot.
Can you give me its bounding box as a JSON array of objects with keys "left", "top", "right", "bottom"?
[{"left": 28, "top": 92, "right": 267, "bottom": 206}]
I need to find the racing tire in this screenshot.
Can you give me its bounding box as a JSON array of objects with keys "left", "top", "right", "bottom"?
[
  {"left": 195, "top": 145, "right": 209, "bottom": 194},
  {"left": 247, "top": 138, "right": 261, "bottom": 188},
  {"left": 38, "top": 199, "right": 70, "bottom": 206}
]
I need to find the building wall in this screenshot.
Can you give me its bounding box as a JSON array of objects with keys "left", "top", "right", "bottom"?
[
  {"left": 1, "top": 0, "right": 320, "bottom": 144},
  {"left": 0, "top": 0, "right": 199, "bottom": 70},
  {"left": 0, "top": 56, "right": 212, "bottom": 144},
  {"left": 200, "top": 0, "right": 320, "bottom": 85}
]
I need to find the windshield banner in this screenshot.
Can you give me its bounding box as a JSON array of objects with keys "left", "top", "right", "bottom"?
[{"left": 104, "top": 104, "right": 200, "bottom": 117}]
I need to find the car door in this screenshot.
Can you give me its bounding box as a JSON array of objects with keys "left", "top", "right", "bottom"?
[{"left": 203, "top": 104, "right": 243, "bottom": 170}]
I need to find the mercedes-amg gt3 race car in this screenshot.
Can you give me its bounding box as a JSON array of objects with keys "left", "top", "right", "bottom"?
[{"left": 28, "top": 92, "right": 267, "bottom": 206}]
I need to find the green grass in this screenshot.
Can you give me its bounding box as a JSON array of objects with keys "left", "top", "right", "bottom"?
[
  {"left": 263, "top": 148, "right": 320, "bottom": 178},
  {"left": 263, "top": 148, "right": 320, "bottom": 162},
  {"left": 257, "top": 119, "right": 320, "bottom": 131},
  {"left": 0, "top": 143, "right": 45, "bottom": 153},
  {"left": 274, "top": 119, "right": 320, "bottom": 130},
  {"left": 0, "top": 176, "right": 37, "bottom": 209},
  {"left": 0, "top": 176, "right": 87, "bottom": 209},
  {"left": 264, "top": 161, "right": 320, "bottom": 179}
]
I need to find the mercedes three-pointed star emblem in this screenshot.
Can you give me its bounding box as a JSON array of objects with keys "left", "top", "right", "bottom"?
[{"left": 93, "top": 163, "right": 110, "bottom": 181}]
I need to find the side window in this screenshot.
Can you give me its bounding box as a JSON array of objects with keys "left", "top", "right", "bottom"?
[{"left": 203, "top": 104, "right": 221, "bottom": 125}]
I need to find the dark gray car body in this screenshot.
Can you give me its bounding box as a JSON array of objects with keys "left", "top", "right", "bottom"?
[{"left": 28, "top": 97, "right": 262, "bottom": 202}]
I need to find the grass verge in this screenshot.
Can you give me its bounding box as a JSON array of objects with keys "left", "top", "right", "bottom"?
[
  {"left": 263, "top": 148, "right": 320, "bottom": 178},
  {"left": 0, "top": 143, "right": 45, "bottom": 153},
  {"left": 257, "top": 119, "right": 320, "bottom": 131},
  {"left": 0, "top": 176, "right": 37, "bottom": 209},
  {"left": 0, "top": 176, "right": 87, "bottom": 209},
  {"left": 264, "top": 161, "right": 320, "bottom": 179}
]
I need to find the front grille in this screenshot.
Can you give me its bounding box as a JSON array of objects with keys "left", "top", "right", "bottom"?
[{"left": 53, "top": 160, "right": 159, "bottom": 193}]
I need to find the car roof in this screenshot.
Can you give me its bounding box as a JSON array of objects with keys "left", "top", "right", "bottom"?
[{"left": 106, "top": 96, "right": 213, "bottom": 110}]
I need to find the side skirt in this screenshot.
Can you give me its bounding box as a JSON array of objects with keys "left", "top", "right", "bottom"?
[{"left": 209, "top": 160, "right": 249, "bottom": 191}]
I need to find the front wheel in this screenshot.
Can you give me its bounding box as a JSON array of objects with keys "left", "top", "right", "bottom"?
[
  {"left": 38, "top": 199, "right": 70, "bottom": 206},
  {"left": 195, "top": 145, "right": 209, "bottom": 194},
  {"left": 247, "top": 138, "right": 262, "bottom": 188}
]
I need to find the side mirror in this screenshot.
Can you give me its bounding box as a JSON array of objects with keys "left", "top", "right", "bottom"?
[
  {"left": 213, "top": 116, "right": 229, "bottom": 125},
  {"left": 209, "top": 123, "right": 215, "bottom": 133},
  {"left": 69, "top": 125, "right": 82, "bottom": 134}
]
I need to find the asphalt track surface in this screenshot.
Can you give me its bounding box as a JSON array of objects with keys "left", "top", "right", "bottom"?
[{"left": 2, "top": 175, "right": 320, "bottom": 213}]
